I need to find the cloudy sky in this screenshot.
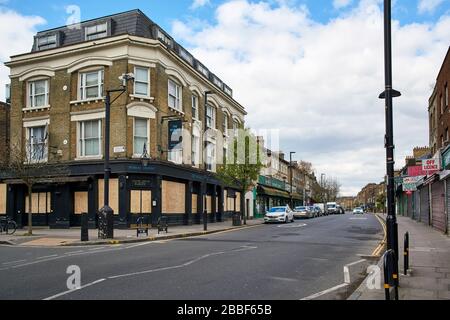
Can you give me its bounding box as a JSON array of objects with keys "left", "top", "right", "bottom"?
[{"left": 0, "top": 0, "right": 449, "bottom": 195}]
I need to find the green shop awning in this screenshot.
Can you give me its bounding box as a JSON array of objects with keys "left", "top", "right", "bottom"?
[{"left": 257, "top": 185, "right": 290, "bottom": 199}]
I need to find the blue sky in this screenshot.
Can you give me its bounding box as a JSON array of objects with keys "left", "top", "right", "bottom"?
[
  {"left": 1, "top": 0, "right": 449, "bottom": 35},
  {"left": 0, "top": 0, "right": 449, "bottom": 195}
]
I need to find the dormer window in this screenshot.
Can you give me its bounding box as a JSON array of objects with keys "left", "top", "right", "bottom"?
[
  {"left": 178, "top": 46, "right": 194, "bottom": 65},
  {"left": 196, "top": 62, "right": 209, "bottom": 78},
  {"left": 85, "top": 22, "right": 108, "bottom": 41},
  {"left": 37, "top": 34, "right": 57, "bottom": 50},
  {"left": 212, "top": 75, "right": 223, "bottom": 89},
  {"left": 157, "top": 29, "right": 172, "bottom": 47},
  {"left": 224, "top": 85, "right": 233, "bottom": 97}
]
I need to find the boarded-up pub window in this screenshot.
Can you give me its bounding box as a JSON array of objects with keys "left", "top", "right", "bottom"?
[
  {"left": 130, "top": 190, "right": 152, "bottom": 214},
  {"left": 74, "top": 192, "right": 88, "bottom": 214},
  {"left": 162, "top": 180, "right": 185, "bottom": 214},
  {"left": 26, "top": 192, "right": 51, "bottom": 214},
  {"left": 224, "top": 190, "right": 227, "bottom": 211},
  {"left": 192, "top": 194, "right": 198, "bottom": 214},
  {"left": 206, "top": 195, "right": 212, "bottom": 214},
  {"left": 236, "top": 192, "right": 241, "bottom": 212},
  {"left": 228, "top": 195, "right": 235, "bottom": 211},
  {"left": 0, "top": 184, "right": 6, "bottom": 214},
  {"left": 98, "top": 179, "right": 119, "bottom": 215}
]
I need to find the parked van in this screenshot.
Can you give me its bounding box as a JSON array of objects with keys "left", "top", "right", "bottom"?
[{"left": 327, "top": 202, "right": 338, "bottom": 214}]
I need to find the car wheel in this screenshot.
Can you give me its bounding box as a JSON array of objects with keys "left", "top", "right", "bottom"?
[{"left": 285, "top": 217, "right": 288, "bottom": 223}]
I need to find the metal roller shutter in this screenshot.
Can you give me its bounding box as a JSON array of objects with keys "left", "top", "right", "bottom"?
[
  {"left": 407, "top": 194, "right": 413, "bottom": 218},
  {"left": 413, "top": 190, "right": 421, "bottom": 221},
  {"left": 431, "top": 180, "right": 446, "bottom": 233},
  {"left": 447, "top": 179, "right": 450, "bottom": 234},
  {"left": 420, "top": 185, "right": 430, "bottom": 226}
]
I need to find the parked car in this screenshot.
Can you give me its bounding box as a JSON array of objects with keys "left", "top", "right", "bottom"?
[
  {"left": 314, "top": 205, "right": 325, "bottom": 216},
  {"left": 264, "top": 206, "right": 294, "bottom": 223},
  {"left": 309, "top": 206, "right": 322, "bottom": 217},
  {"left": 327, "top": 202, "right": 338, "bottom": 214},
  {"left": 293, "top": 206, "right": 314, "bottom": 219},
  {"left": 336, "top": 205, "right": 345, "bottom": 214},
  {"left": 353, "top": 207, "right": 364, "bottom": 214}
]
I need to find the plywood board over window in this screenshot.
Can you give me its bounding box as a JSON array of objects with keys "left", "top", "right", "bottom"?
[
  {"left": 162, "top": 180, "right": 185, "bottom": 214},
  {"left": 224, "top": 190, "right": 227, "bottom": 211},
  {"left": 206, "top": 195, "right": 212, "bottom": 214},
  {"left": 236, "top": 192, "right": 241, "bottom": 212},
  {"left": 74, "top": 192, "right": 88, "bottom": 214},
  {"left": 26, "top": 192, "right": 51, "bottom": 214},
  {"left": 192, "top": 194, "right": 198, "bottom": 214},
  {"left": 0, "top": 184, "right": 6, "bottom": 214},
  {"left": 98, "top": 179, "right": 119, "bottom": 215},
  {"left": 130, "top": 190, "right": 152, "bottom": 214}
]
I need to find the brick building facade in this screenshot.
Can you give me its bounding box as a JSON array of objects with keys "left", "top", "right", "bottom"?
[
  {"left": 0, "top": 101, "right": 10, "bottom": 165},
  {"left": 0, "top": 10, "right": 247, "bottom": 228}
]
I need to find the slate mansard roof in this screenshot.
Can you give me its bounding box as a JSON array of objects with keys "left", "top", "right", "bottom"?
[{"left": 31, "top": 9, "right": 234, "bottom": 99}]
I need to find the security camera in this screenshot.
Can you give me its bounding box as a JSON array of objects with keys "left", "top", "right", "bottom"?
[{"left": 119, "top": 73, "right": 135, "bottom": 87}]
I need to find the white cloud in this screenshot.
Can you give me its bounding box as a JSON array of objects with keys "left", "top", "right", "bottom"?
[
  {"left": 333, "top": 0, "right": 353, "bottom": 9},
  {"left": 191, "top": 0, "right": 211, "bottom": 10},
  {"left": 0, "top": 9, "right": 46, "bottom": 101},
  {"left": 172, "top": 0, "right": 450, "bottom": 196},
  {"left": 418, "top": 0, "right": 445, "bottom": 14}
]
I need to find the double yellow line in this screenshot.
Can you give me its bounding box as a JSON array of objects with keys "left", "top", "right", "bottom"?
[{"left": 371, "top": 213, "right": 387, "bottom": 257}]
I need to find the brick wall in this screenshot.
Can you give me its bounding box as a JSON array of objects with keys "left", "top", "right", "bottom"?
[{"left": 0, "top": 102, "right": 10, "bottom": 165}]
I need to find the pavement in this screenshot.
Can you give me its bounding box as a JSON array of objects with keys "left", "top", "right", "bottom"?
[
  {"left": 349, "top": 214, "right": 450, "bottom": 300},
  {"left": 0, "top": 218, "right": 263, "bottom": 247},
  {"left": 0, "top": 213, "right": 383, "bottom": 300}
]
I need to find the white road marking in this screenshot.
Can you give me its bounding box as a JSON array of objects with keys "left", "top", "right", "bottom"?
[
  {"left": 277, "top": 223, "right": 307, "bottom": 228},
  {"left": 300, "top": 283, "right": 349, "bottom": 300},
  {"left": 43, "top": 278, "right": 106, "bottom": 300},
  {"left": 36, "top": 254, "right": 58, "bottom": 260},
  {"left": 2, "top": 259, "right": 27, "bottom": 265},
  {"left": 88, "top": 247, "right": 106, "bottom": 251},
  {"left": 64, "top": 250, "right": 84, "bottom": 255}
]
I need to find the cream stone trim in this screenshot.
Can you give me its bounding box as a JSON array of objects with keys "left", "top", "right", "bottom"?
[
  {"left": 126, "top": 102, "right": 157, "bottom": 119},
  {"left": 67, "top": 57, "right": 113, "bottom": 74},
  {"left": 23, "top": 117, "right": 50, "bottom": 128},
  {"left": 128, "top": 59, "right": 157, "bottom": 68},
  {"left": 206, "top": 96, "right": 220, "bottom": 109},
  {"left": 19, "top": 68, "right": 55, "bottom": 82},
  {"left": 165, "top": 67, "right": 188, "bottom": 87},
  {"left": 189, "top": 84, "right": 204, "bottom": 97},
  {"left": 70, "top": 110, "right": 105, "bottom": 122}
]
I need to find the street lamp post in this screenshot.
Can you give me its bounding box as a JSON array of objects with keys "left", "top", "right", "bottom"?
[
  {"left": 99, "top": 73, "right": 134, "bottom": 239},
  {"left": 289, "top": 152, "right": 296, "bottom": 208},
  {"left": 203, "top": 91, "right": 214, "bottom": 231},
  {"left": 379, "top": 0, "right": 401, "bottom": 272}
]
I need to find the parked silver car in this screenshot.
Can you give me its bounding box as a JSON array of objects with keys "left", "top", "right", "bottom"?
[{"left": 293, "top": 206, "right": 314, "bottom": 219}]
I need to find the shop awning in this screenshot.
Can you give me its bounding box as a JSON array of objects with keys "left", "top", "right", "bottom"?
[{"left": 257, "top": 185, "right": 290, "bottom": 199}]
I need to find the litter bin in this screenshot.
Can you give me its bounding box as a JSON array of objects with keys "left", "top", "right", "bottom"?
[{"left": 232, "top": 213, "right": 242, "bottom": 226}]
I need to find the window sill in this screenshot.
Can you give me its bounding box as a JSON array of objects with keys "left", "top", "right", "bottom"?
[
  {"left": 168, "top": 106, "right": 184, "bottom": 115},
  {"left": 22, "top": 105, "right": 50, "bottom": 113},
  {"left": 70, "top": 98, "right": 105, "bottom": 106},
  {"left": 130, "top": 95, "right": 155, "bottom": 103},
  {"left": 74, "top": 156, "right": 103, "bottom": 161}
]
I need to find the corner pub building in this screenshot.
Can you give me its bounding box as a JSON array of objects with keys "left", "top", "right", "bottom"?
[{"left": 0, "top": 9, "right": 247, "bottom": 229}]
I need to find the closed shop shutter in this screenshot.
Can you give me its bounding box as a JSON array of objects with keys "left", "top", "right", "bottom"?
[
  {"left": 420, "top": 185, "right": 430, "bottom": 225},
  {"left": 413, "top": 190, "right": 420, "bottom": 221},
  {"left": 431, "top": 180, "right": 446, "bottom": 233},
  {"left": 447, "top": 179, "right": 450, "bottom": 233},
  {"left": 407, "top": 194, "right": 413, "bottom": 218}
]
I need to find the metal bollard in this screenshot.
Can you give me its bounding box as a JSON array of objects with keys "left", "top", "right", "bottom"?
[
  {"left": 383, "top": 249, "right": 399, "bottom": 300},
  {"left": 404, "top": 232, "right": 409, "bottom": 276},
  {"left": 81, "top": 212, "right": 89, "bottom": 242},
  {"left": 203, "top": 210, "right": 207, "bottom": 231}
]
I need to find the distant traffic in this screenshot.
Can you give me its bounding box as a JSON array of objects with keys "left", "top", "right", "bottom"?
[{"left": 264, "top": 202, "right": 346, "bottom": 223}]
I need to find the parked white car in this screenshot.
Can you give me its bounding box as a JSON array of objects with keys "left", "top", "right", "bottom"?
[{"left": 264, "top": 206, "right": 294, "bottom": 223}]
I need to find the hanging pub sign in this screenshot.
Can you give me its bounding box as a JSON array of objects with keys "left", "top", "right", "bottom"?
[{"left": 168, "top": 120, "right": 183, "bottom": 151}]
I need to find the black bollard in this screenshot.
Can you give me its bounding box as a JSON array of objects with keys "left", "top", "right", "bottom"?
[
  {"left": 203, "top": 210, "right": 207, "bottom": 231},
  {"left": 404, "top": 232, "right": 409, "bottom": 276},
  {"left": 81, "top": 212, "right": 89, "bottom": 242}
]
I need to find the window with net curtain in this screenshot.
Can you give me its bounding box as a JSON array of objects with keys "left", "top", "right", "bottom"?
[
  {"left": 134, "top": 67, "right": 149, "bottom": 96},
  {"left": 79, "top": 120, "right": 102, "bottom": 157},
  {"left": 134, "top": 118, "right": 148, "bottom": 156}
]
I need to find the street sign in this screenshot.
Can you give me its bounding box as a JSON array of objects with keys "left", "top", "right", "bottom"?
[
  {"left": 402, "top": 176, "right": 420, "bottom": 192},
  {"left": 422, "top": 158, "right": 440, "bottom": 172}
]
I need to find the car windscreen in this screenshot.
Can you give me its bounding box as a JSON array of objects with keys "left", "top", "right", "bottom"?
[
  {"left": 327, "top": 204, "right": 336, "bottom": 208},
  {"left": 269, "top": 207, "right": 286, "bottom": 213}
]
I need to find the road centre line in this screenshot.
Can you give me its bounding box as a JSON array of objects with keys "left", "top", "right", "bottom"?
[
  {"left": 36, "top": 254, "right": 58, "bottom": 260},
  {"left": 43, "top": 279, "right": 106, "bottom": 301},
  {"left": 2, "top": 259, "right": 27, "bottom": 265}
]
